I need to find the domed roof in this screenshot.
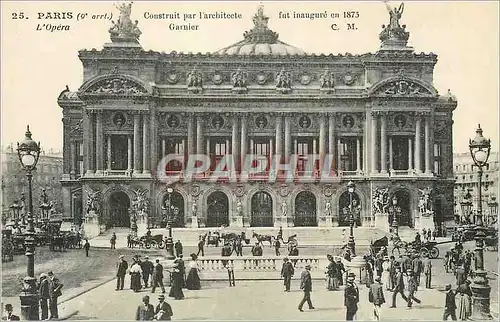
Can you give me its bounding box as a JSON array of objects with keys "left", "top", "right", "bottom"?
[{"left": 214, "top": 6, "right": 305, "bottom": 56}]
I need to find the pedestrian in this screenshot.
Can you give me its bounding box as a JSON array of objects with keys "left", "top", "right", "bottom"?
[
  {"left": 412, "top": 254, "right": 423, "bottom": 286},
  {"left": 186, "top": 253, "right": 201, "bottom": 290},
  {"left": 382, "top": 256, "right": 391, "bottom": 291},
  {"left": 422, "top": 228, "right": 427, "bottom": 241},
  {"left": 174, "top": 255, "right": 186, "bottom": 288},
  {"left": 154, "top": 294, "right": 173, "bottom": 321},
  {"left": 390, "top": 266, "right": 408, "bottom": 308},
  {"left": 110, "top": 232, "right": 117, "bottom": 249},
  {"left": 127, "top": 234, "right": 133, "bottom": 248},
  {"left": 168, "top": 263, "right": 185, "bottom": 300},
  {"left": 298, "top": 265, "right": 314, "bottom": 312},
  {"left": 455, "top": 264, "right": 466, "bottom": 286},
  {"left": 196, "top": 236, "right": 205, "bottom": 257},
  {"left": 141, "top": 256, "right": 154, "bottom": 288},
  {"left": 227, "top": 258, "right": 235, "bottom": 287},
  {"left": 325, "top": 255, "right": 336, "bottom": 291},
  {"left": 47, "top": 271, "right": 63, "bottom": 319},
  {"left": 368, "top": 276, "right": 385, "bottom": 321},
  {"left": 344, "top": 272, "right": 359, "bottom": 320},
  {"left": 427, "top": 229, "right": 432, "bottom": 241},
  {"left": 116, "top": 255, "right": 128, "bottom": 291},
  {"left": 443, "top": 284, "right": 457, "bottom": 320},
  {"left": 289, "top": 245, "right": 299, "bottom": 267},
  {"left": 444, "top": 249, "right": 451, "bottom": 273},
  {"left": 38, "top": 273, "right": 49, "bottom": 320},
  {"left": 374, "top": 255, "right": 383, "bottom": 279},
  {"left": 456, "top": 280, "right": 472, "bottom": 320},
  {"left": 336, "top": 258, "right": 345, "bottom": 286},
  {"left": 251, "top": 242, "right": 263, "bottom": 266},
  {"left": 432, "top": 230, "right": 437, "bottom": 241},
  {"left": 2, "top": 304, "right": 20, "bottom": 321},
  {"left": 423, "top": 254, "right": 432, "bottom": 289},
  {"left": 364, "top": 255, "right": 374, "bottom": 287},
  {"left": 174, "top": 240, "right": 183, "bottom": 258},
  {"left": 274, "top": 238, "right": 281, "bottom": 256},
  {"left": 83, "top": 239, "right": 90, "bottom": 257},
  {"left": 135, "top": 295, "right": 154, "bottom": 321},
  {"left": 130, "top": 258, "right": 143, "bottom": 292},
  {"left": 151, "top": 258, "right": 166, "bottom": 294},
  {"left": 281, "top": 257, "right": 294, "bottom": 292},
  {"left": 406, "top": 270, "right": 421, "bottom": 308}
]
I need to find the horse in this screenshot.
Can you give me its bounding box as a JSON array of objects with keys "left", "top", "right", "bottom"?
[{"left": 252, "top": 232, "right": 274, "bottom": 247}]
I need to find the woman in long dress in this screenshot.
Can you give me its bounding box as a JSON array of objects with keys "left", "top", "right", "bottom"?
[
  {"left": 381, "top": 256, "right": 391, "bottom": 291},
  {"left": 186, "top": 254, "right": 201, "bottom": 290},
  {"left": 169, "top": 264, "right": 185, "bottom": 300},
  {"left": 129, "top": 259, "right": 143, "bottom": 292},
  {"left": 457, "top": 280, "right": 472, "bottom": 320}
]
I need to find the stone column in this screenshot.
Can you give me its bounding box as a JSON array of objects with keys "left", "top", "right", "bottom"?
[
  {"left": 408, "top": 138, "right": 413, "bottom": 171},
  {"left": 232, "top": 115, "right": 239, "bottom": 168},
  {"left": 424, "top": 115, "right": 431, "bottom": 174},
  {"left": 206, "top": 138, "right": 210, "bottom": 155},
  {"left": 149, "top": 110, "right": 158, "bottom": 172},
  {"left": 143, "top": 114, "right": 150, "bottom": 174},
  {"left": 337, "top": 139, "right": 342, "bottom": 171},
  {"left": 161, "top": 139, "right": 166, "bottom": 157},
  {"left": 106, "top": 135, "right": 112, "bottom": 171},
  {"left": 328, "top": 113, "right": 335, "bottom": 172},
  {"left": 313, "top": 138, "right": 317, "bottom": 155},
  {"left": 127, "top": 136, "right": 132, "bottom": 172},
  {"left": 196, "top": 116, "right": 204, "bottom": 155},
  {"left": 319, "top": 115, "right": 326, "bottom": 161},
  {"left": 364, "top": 109, "right": 371, "bottom": 173},
  {"left": 284, "top": 115, "right": 291, "bottom": 163},
  {"left": 240, "top": 115, "right": 247, "bottom": 168},
  {"left": 250, "top": 139, "right": 254, "bottom": 154},
  {"left": 275, "top": 115, "right": 283, "bottom": 159},
  {"left": 133, "top": 113, "right": 141, "bottom": 174},
  {"left": 415, "top": 114, "right": 422, "bottom": 173},
  {"left": 356, "top": 137, "right": 361, "bottom": 172},
  {"left": 371, "top": 112, "right": 378, "bottom": 174},
  {"left": 70, "top": 141, "right": 76, "bottom": 176},
  {"left": 187, "top": 114, "right": 195, "bottom": 155},
  {"left": 95, "top": 111, "right": 104, "bottom": 175},
  {"left": 83, "top": 111, "right": 92, "bottom": 175},
  {"left": 380, "top": 113, "right": 387, "bottom": 173},
  {"left": 389, "top": 137, "right": 393, "bottom": 171}
]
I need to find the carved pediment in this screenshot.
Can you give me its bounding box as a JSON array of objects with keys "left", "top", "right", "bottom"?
[
  {"left": 369, "top": 76, "right": 437, "bottom": 98},
  {"left": 79, "top": 74, "right": 149, "bottom": 97}
]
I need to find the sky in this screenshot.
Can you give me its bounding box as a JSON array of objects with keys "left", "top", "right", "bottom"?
[{"left": 1, "top": 1, "right": 498, "bottom": 153}]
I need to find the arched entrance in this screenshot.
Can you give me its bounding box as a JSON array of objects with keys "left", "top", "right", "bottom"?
[
  {"left": 206, "top": 191, "right": 229, "bottom": 227},
  {"left": 161, "top": 191, "right": 185, "bottom": 228},
  {"left": 294, "top": 191, "right": 317, "bottom": 227},
  {"left": 338, "top": 191, "right": 361, "bottom": 227},
  {"left": 251, "top": 191, "right": 273, "bottom": 227},
  {"left": 391, "top": 190, "right": 412, "bottom": 227},
  {"left": 108, "top": 191, "right": 131, "bottom": 228}
]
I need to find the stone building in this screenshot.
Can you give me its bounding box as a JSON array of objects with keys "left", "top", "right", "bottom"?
[
  {"left": 453, "top": 151, "right": 499, "bottom": 223},
  {"left": 59, "top": 4, "right": 456, "bottom": 234},
  {"left": 1, "top": 145, "right": 63, "bottom": 221}
]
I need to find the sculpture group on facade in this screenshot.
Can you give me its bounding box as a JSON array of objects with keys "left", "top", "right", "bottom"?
[
  {"left": 235, "top": 198, "right": 243, "bottom": 217},
  {"left": 372, "top": 187, "right": 390, "bottom": 214},
  {"left": 319, "top": 69, "right": 335, "bottom": 91},
  {"left": 324, "top": 200, "right": 332, "bottom": 217},
  {"left": 109, "top": 2, "right": 142, "bottom": 41},
  {"left": 280, "top": 200, "right": 288, "bottom": 217},
  {"left": 85, "top": 188, "right": 101, "bottom": 216},
  {"left": 275, "top": 69, "right": 291, "bottom": 92},
  {"left": 418, "top": 187, "right": 434, "bottom": 217},
  {"left": 187, "top": 68, "right": 203, "bottom": 92},
  {"left": 231, "top": 69, "right": 248, "bottom": 91},
  {"left": 383, "top": 80, "right": 423, "bottom": 96},
  {"left": 379, "top": 2, "right": 410, "bottom": 45},
  {"left": 91, "top": 78, "right": 145, "bottom": 95}
]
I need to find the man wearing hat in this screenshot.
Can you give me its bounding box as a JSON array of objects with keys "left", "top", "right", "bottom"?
[
  {"left": 423, "top": 254, "right": 432, "bottom": 289},
  {"left": 344, "top": 272, "right": 359, "bottom": 320},
  {"left": 412, "top": 254, "right": 423, "bottom": 286},
  {"left": 406, "top": 270, "right": 421, "bottom": 308},
  {"left": 135, "top": 295, "right": 154, "bottom": 321},
  {"left": 280, "top": 257, "right": 294, "bottom": 292},
  {"left": 154, "top": 294, "right": 173, "bottom": 320},
  {"left": 390, "top": 266, "right": 408, "bottom": 308},
  {"left": 38, "top": 272, "right": 50, "bottom": 320},
  {"left": 298, "top": 265, "right": 314, "bottom": 311},
  {"left": 368, "top": 276, "right": 385, "bottom": 321},
  {"left": 141, "top": 256, "right": 154, "bottom": 288},
  {"left": 152, "top": 258, "right": 166, "bottom": 294},
  {"left": 443, "top": 284, "right": 457, "bottom": 320},
  {"left": 47, "top": 271, "right": 62, "bottom": 319},
  {"left": 2, "top": 304, "right": 19, "bottom": 321},
  {"left": 116, "top": 255, "right": 128, "bottom": 291}
]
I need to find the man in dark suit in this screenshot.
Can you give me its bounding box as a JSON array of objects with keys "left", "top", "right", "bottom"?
[
  {"left": 455, "top": 264, "right": 466, "bottom": 286},
  {"left": 141, "top": 256, "right": 154, "bottom": 288},
  {"left": 174, "top": 240, "right": 183, "bottom": 258},
  {"left": 336, "top": 258, "right": 345, "bottom": 286},
  {"left": 390, "top": 266, "right": 408, "bottom": 308},
  {"left": 412, "top": 254, "right": 423, "bottom": 286},
  {"left": 423, "top": 254, "right": 432, "bottom": 288},
  {"left": 47, "top": 271, "right": 62, "bottom": 319},
  {"left": 251, "top": 242, "right": 263, "bottom": 266},
  {"left": 281, "top": 257, "right": 294, "bottom": 292},
  {"left": 38, "top": 273, "right": 50, "bottom": 320},
  {"left": 116, "top": 255, "right": 128, "bottom": 291},
  {"left": 135, "top": 295, "right": 154, "bottom": 321},
  {"left": 196, "top": 236, "right": 205, "bottom": 257},
  {"left": 2, "top": 304, "right": 20, "bottom": 321},
  {"left": 406, "top": 270, "right": 421, "bottom": 307},
  {"left": 154, "top": 294, "right": 173, "bottom": 320},
  {"left": 369, "top": 277, "right": 385, "bottom": 321},
  {"left": 152, "top": 259, "right": 166, "bottom": 293},
  {"left": 443, "top": 284, "right": 457, "bottom": 320},
  {"left": 344, "top": 273, "right": 359, "bottom": 320},
  {"left": 298, "top": 265, "right": 314, "bottom": 312},
  {"left": 83, "top": 239, "right": 90, "bottom": 257}
]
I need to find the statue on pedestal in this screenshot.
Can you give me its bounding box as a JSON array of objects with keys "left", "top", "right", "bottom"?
[
  {"left": 325, "top": 200, "right": 332, "bottom": 217},
  {"left": 281, "top": 200, "right": 288, "bottom": 217},
  {"left": 379, "top": 1, "right": 410, "bottom": 46},
  {"left": 109, "top": 2, "right": 142, "bottom": 42},
  {"left": 418, "top": 187, "right": 433, "bottom": 217},
  {"left": 192, "top": 200, "right": 198, "bottom": 217},
  {"left": 236, "top": 198, "right": 243, "bottom": 217}
]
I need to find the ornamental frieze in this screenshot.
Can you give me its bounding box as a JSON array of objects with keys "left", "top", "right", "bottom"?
[
  {"left": 83, "top": 75, "right": 148, "bottom": 96},
  {"left": 370, "top": 76, "right": 436, "bottom": 98}
]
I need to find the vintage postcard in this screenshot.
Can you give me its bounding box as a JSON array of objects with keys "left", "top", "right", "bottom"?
[{"left": 1, "top": 1, "right": 498, "bottom": 321}]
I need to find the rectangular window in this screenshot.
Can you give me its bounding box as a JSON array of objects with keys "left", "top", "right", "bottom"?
[{"left": 434, "top": 143, "right": 442, "bottom": 175}]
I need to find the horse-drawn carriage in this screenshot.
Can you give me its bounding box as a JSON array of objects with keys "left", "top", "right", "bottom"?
[
  {"left": 391, "top": 234, "right": 439, "bottom": 258},
  {"left": 129, "top": 233, "right": 165, "bottom": 249},
  {"left": 201, "top": 231, "right": 250, "bottom": 248},
  {"left": 370, "top": 236, "right": 388, "bottom": 257}
]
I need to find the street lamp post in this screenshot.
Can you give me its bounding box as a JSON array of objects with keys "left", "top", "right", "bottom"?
[
  {"left": 347, "top": 181, "right": 356, "bottom": 257},
  {"left": 16, "top": 125, "right": 41, "bottom": 321},
  {"left": 164, "top": 187, "right": 175, "bottom": 260},
  {"left": 460, "top": 189, "right": 473, "bottom": 225},
  {"left": 487, "top": 196, "right": 498, "bottom": 226},
  {"left": 391, "top": 196, "right": 399, "bottom": 235},
  {"left": 468, "top": 124, "right": 492, "bottom": 320}
]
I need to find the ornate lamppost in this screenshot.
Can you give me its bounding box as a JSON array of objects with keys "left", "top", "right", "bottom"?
[
  {"left": 487, "top": 196, "right": 498, "bottom": 226},
  {"left": 347, "top": 181, "right": 356, "bottom": 257},
  {"left": 10, "top": 200, "right": 21, "bottom": 229},
  {"left": 16, "top": 125, "right": 41, "bottom": 320},
  {"left": 163, "top": 187, "right": 175, "bottom": 260},
  {"left": 391, "top": 196, "right": 399, "bottom": 235},
  {"left": 460, "top": 189, "right": 473, "bottom": 225},
  {"left": 468, "top": 124, "right": 492, "bottom": 320}
]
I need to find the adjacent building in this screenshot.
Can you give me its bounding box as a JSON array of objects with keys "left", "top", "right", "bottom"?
[{"left": 59, "top": 4, "right": 457, "bottom": 233}]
